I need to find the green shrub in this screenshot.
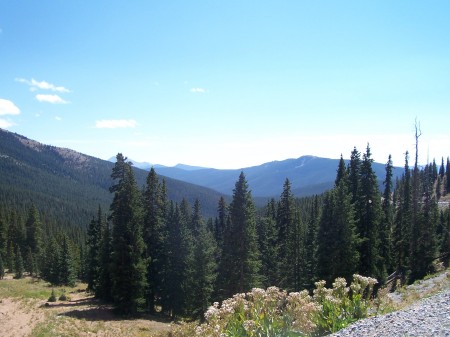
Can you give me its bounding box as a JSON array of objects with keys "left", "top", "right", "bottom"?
[
  {"left": 59, "top": 289, "right": 67, "bottom": 301},
  {"left": 48, "top": 288, "right": 57, "bottom": 302}
]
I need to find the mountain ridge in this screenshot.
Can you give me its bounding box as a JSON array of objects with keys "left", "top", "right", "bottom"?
[
  {"left": 151, "top": 155, "right": 402, "bottom": 197},
  {"left": 0, "top": 129, "right": 227, "bottom": 223}
]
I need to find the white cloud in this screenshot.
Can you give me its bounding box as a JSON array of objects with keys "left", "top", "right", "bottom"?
[
  {"left": 36, "top": 94, "right": 69, "bottom": 104},
  {"left": 95, "top": 119, "right": 137, "bottom": 129},
  {"left": 16, "top": 78, "right": 71, "bottom": 93},
  {"left": 0, "top": 118, "right": 14, "bottom": 128},
  {"left": 0, "top": 98, "right": 21, "bottom": 116},
  {"left": 190, "top": 87, "right": 206, "bottom": 93},
  {"left": 55, "top": 116, "right": 62, "bottom": 121}
]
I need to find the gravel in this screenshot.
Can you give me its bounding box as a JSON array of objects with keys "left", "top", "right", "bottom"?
[{"left": 329, "top": 289, "right": 450, "bottom": 337}]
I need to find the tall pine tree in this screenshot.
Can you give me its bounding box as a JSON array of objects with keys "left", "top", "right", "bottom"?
[
  {"left": 189, "top": 200, "right": 217, "bottom": 319},
  {"left": 109, "top": 154, "right": 147, "bottom": 314},
  {"left": 393, "top": 152, "right": 412, "bottom": 285},
  {"left": 381, "top": 155, "right": 394, "bottom": 275},
  {"left": 219, "top": 172, "right": 261, "bottom": 298},
  {"left": 356, "top": 145, "right": 383, "bottom": 281},
  {"left": 143, "top": 168, "right": 167, "bottom": 313},
  {"left": 276, "top": 178, "right": 296, "bottom": 288}
]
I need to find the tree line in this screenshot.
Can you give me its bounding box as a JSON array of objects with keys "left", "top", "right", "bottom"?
[
  {"left": 1, "top": 146, "right": 449, "bottom": 320},
  {"left": 84, "top": 148, "right": 449, "bottom": 317},
  {"left": 0, "top": 204, "right": 82, "bottom": 285}
]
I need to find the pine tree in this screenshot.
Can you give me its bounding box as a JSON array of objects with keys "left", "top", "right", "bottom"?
[
  {"left": 163, "top": 201, "right": 192, "bottom": 317},
  {"left": 335, "top": 155, "right": 347, "bottom": 186},
  {"left": 96, "top": 221, "right": 112, "bottom": 301},
  {"left": 304, "top": 195, "right": 320, "bottom": 290},
  {"left": 25, "top": 246, "right": 37, "bottom": 276},
  {"left": 413, "top": 164, "right": 438, "bottom": 280},
  {"left": 219, "top": 172, "right": 261, "bottom": 298},
  {"left": 0, "top": 254, "right": 4, "bottom": 279},
  {"left": 86, "top": 207, "right": 104, "bottom": 292},
  {"left": 59, "top": 235, "right": 76, "bottom": 287},
  {"left": 446, "top": 157, "right": 450, "bottom": 195},
  {"left": 40, "top": 236, "right": 61, "bottom": 284},
  {"left": 439, "top": 157, "right": 445, "bottom": 179},
  {"left": 257, "top": 199, "right": 279, "bottom": 288},
  {"left": 316, "top": 181, "right": 359, "bottom": 285},
  {"left": 393, "top": 152, "right": 412, "bottom": 285},
  {"left": 189, "top": 200, "right": 217, "bottom": 319},
  {"left": 0, "top": 217, "right": 6, "bottom": 259},
  {"left": 143, "top": 168, "right": 167, "bottom": 313},
  {"left": 7, "top": 211, "right": 25, "bottom": 260},
  {"left": 381, "top": 155, "right": 394, "bottom": 274},
  {"left": 317, "top": 173, "right": 359, "bottom": 284},
  {"left": 14, "top": 246, "right": 24, "bottom": 279},
  {"left": 285, "top": 209, "right": 307, "bottom": 291},
  {"left": 315, "top": 194, "right": 344, "bottom": 284},
  {"left": 25, "top": 205, "right": 42, "bottom": 265},
  {"left": 356, "top": 144, "right": 383, "bottom": 281},
  {"left": 7, "top": 242, "right": 15, "bottom": 273},
  {"left": 276, "top": 178, "right": 296, "bottom": 288},
  {"left": 440, "top": 209, "right": 450, "bottom": 267},
  {"left": 214, "top": 196, "right": 227, "bottom": 250},
  {"left": 109, "top": 154, "right": 147, "bottom": 314},
  {"left": 348, "top": 147, "right": 361, "bottom": 204}
]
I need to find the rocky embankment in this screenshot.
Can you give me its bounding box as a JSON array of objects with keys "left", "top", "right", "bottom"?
[{"left": 330, "top": 271, "right": 450, "bottom": 337}]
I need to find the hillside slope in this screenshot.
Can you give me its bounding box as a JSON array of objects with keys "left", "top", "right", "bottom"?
[{"left": 0, "top": 129, "right": 227, "bottom": 226}]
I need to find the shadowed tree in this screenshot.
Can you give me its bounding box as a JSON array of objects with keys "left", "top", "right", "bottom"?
[
  {"left": 219, "top": 172, "right": 261, "bottom": 298},
  {"left": 381, "top": 155, "right": 394, "bottom": 275},
  {"left": 109, "top": 154, "right": 147, "bottom": 314}
]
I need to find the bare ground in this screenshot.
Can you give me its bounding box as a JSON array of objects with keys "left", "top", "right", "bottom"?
[{"left": 0, "top": 277, "right": 172, "bottom": 337}]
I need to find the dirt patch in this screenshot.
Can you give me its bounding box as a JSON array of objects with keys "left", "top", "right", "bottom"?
[
  {"left": 0, "top": 286, "right": 172, "bottom": 337},
  {"left": 0, "top": 297, "right": 47, "bottom": 337},
  {"left": 37, "top": 292, "right": 172, "bottom": 337}
]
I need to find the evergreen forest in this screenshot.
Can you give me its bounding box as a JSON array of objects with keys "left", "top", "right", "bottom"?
[{"left": 1, "top": 144, "right": 449, "bottom": 320}]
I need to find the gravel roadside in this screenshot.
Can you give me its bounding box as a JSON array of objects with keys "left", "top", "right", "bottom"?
[{"left": 329, "top": 289, "right": 450, "bottom": 337}]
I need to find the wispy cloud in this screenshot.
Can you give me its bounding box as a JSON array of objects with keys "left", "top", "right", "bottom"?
[
  {"left": 190, "top": 87, "right": 206, "bottom": 93},
  {"left": 36, "top": 94, "right": 69, "bottom": 104},
  {"left": 0, "top": 98, "right": 21, "bottom": 116},
  {"left": 55, "top": 116, "right": 62, "bottom": 121},
  {"left": 95, "top": 119, "right": 137, "bottom": 129},
  {"left": 16, "top": 78, "right": 71, "bottom": 93}
]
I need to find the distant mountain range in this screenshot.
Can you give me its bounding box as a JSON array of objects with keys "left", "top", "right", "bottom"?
[
  {"left": 109, "top": 157, "right": 206, "bottom": 172},
  {"left": 120, "top": 156, "right": 402, "bottom": 198}
]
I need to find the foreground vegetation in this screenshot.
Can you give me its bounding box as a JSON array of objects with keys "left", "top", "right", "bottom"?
[{"left": 0, "top": 268, "right": 448, "bottom": 337}]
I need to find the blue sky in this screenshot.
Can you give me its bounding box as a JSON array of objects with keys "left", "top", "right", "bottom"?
[{"left": 1, "top": 1, "right": 449, "bottom": 169}]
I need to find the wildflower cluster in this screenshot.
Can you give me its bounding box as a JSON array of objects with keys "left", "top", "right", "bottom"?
[
  {"left": 313, "top": 275, "right": 377, "bottom": 334},
  {"left": 174, "top": 274, "right": 377, "bottom": 337}
]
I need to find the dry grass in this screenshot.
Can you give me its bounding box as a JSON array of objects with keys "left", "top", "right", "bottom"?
[{"left": 0, "top": 274, "right": 172, "bottom": 337}]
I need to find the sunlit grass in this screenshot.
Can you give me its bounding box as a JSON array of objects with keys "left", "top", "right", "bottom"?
[{"left": 0, "top": 274, "right": 85, "bottom": 300}]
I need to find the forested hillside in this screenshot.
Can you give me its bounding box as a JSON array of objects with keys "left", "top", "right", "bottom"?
[
  {"left": 84, "top": 145, "right": 449, "bottom": 319},
  {"left": 0, "top": 128, "right": 228, "bottom": 223}
]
